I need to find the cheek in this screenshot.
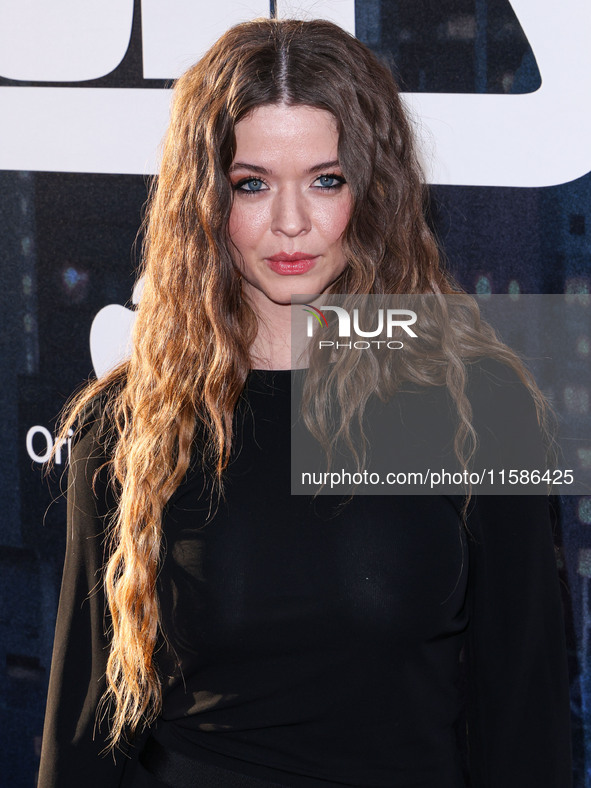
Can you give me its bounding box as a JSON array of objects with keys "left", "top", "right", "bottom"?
[
  {"left": 228, "top": 202, "right": 267, "bottom": 254},
  {"left": 315, "top": 196, "right": 352, "bottom": 243},
  {"left": 228, "top": 204, "right": 247, "bottom": 253}
]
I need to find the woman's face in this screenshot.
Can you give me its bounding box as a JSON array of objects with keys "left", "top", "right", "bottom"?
[{"left": 228, "top": 103, "right": 352, "bottom": 313}]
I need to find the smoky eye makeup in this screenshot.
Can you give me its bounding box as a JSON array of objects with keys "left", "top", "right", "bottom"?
[
  {"left": 231, "top": 172, "right": 347, "bottom": 196},
  {"left": 313, "top": 173, "right": 347, "bottom": 189},
  {"left": 232, "top": 176, "right": 269, "bottom": 194}
]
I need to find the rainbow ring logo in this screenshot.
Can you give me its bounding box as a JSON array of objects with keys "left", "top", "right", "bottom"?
[{"left": 302, "top": 304, "right": 329, "bottom": 329}]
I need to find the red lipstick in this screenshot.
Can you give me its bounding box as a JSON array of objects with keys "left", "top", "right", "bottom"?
[{"left": 266, "top": 252, "right": 318, "bottom": 275}]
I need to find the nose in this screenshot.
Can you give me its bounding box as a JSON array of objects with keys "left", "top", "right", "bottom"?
[{"left": 270, "top": 186, "right": 311, "bottom": 237}]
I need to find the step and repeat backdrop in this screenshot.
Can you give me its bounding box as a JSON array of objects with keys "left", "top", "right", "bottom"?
[{"left": 1, "top": 1, "right": 590, "bottom": 785}]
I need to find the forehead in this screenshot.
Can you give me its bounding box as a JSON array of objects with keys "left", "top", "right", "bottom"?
[{"left": 232, "top": 104, "right": 340, "bottom": 166}]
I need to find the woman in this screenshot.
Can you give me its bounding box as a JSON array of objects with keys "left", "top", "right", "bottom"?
[{"left": 38, "top": 17, "right": 572, "bottom": 788}]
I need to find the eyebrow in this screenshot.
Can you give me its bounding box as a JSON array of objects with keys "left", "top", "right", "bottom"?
[{"left": 228, "top": 159, "right": 341, "bottom": 175}]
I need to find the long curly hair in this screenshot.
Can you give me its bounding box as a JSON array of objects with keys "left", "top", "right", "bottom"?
[{"left": 53, "top": 18, "right": 552, "bottom": 749}]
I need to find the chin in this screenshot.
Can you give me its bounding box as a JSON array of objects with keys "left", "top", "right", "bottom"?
[
  {"left": 243, "top": 274, "right": 341, "bottom": 311},
  {"left": 275, "top": 276, "right": 339, "bottom": 300},
  {"left": 272, "top": 289, "right": 326, "bottom": 307},
  {"left": 267, "top": 291, "right": 309, "bottom": 307}
]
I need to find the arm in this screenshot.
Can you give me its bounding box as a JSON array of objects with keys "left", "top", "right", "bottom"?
[
  {"left": 465, "top": 495, "right": 572, "bottom": 786},
  {"left": 38, "top": 417, "right": 146, "bottom": 787},
  {"left": 464, "top": 360, "right": 572, "bottom": 786}
]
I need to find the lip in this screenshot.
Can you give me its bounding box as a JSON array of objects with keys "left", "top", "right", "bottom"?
[
  {"left": 266, "top": 252, "right": 319, "bottom": 276},
  {"left": 267, "top": 252, "right": 317, "bottom": 262}
]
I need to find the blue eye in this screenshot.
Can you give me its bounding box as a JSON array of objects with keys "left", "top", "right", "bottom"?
[
  {"left": 315, "top": 174, "right": 346, "bottom": 189},
  {"left": 234, "top": 177, "right": 267, "bottom": 193}
]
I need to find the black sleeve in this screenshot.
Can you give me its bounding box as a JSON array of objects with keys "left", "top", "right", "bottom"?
[
  {"left": 464, "top": 360, "right": 572, "bottom": 786},
  {"left": 465, "top": 495, "right": 572, "bottom": 786},
  {"left": 38, "top": 418, "right": 146, "bottom": 788}
]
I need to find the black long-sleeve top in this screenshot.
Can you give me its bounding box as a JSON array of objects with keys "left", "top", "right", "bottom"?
[{"left": 38, "top": 360, "right": 572, "bottom": 787}]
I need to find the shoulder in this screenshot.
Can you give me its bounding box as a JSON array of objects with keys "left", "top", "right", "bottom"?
[
  {"left": 68, "top": 400, "right": 112, "bottom": 478},
  {"left": 464, "top": 356, "right": 539, "bottom": 426},
  {"left": 465, "top": 356, "right": 528, "bottom": 393},
  {"left": 66, "top": 388, "right": 122, "bottom": 534},
  {"left": 465, "top": 357, "right": 549, "bottom": 487},
  {"left": 70, "top": 374, "right": 126, "bottom": 460}
]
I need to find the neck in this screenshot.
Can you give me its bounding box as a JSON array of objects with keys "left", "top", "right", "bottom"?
[
  {"left": 246, "top": 295, "right": 317, "bottom": 371},
  {"left": 249, "top": 304, "right": 294, "bottom": 370}
]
